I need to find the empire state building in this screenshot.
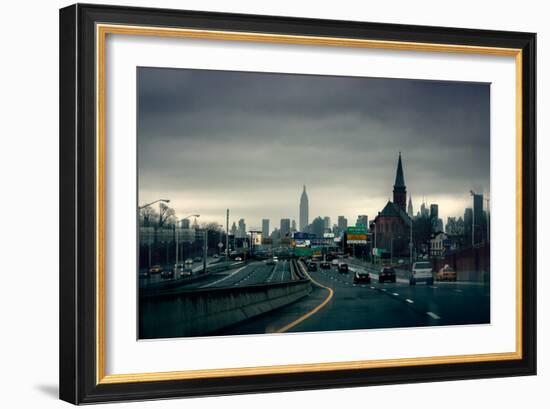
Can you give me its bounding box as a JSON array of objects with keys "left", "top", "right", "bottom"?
[{"left": 299, "top": 185, "right": 309, "bottom": 232}]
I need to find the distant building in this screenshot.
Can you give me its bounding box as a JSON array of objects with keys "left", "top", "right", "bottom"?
[
  {"left": 446, "top": 217, "right": 465, "bottom": 236},
  {"left": 430, "top": 232, "right": 449, "bottom": 257},
  {"left": 472, "top": 192, "right": 485, "bottom": 244},
  {"left": 337, "top": 216, "right": 348, "bottom": 235},
  {"left": 291, "top": 219, "right": 297, "bottom": 232},
  {"left": 262, "top": 219, "right": 270, "bottom": 238},
  {"left": 180, "top": 219, "right": 190, "bottom": 229},
  {"left": 323, "top": 216, "right": 331, "bottom": 232},
  {"left": 311, "top": 217, "right": 325, "bottom": 238},
  {"left": 230, "top": 222, "right": 237, "bottom": 236},
  {"left": 420, "top": 200, "right": 429, "bottom": 218},
  {"left": 407, "top": 195, "right": 414, "bottom": 218},
  {"left": 356, "top": 215, "right": 369, "bottom": 230},
  {"left": 237, "top": 218, "right": 246, "bottom": 238},
  {"left": 299, "top": 185, "right": 309, "bottom": 231},
  {"left": 280, "top": 218, "right": 291, "bottom": 238},
  {"left": 464, "top": 208, "right": 473, "bottom": 244},
  {"left": 429, "top": 204, "right": 443, "bottom": 232}
]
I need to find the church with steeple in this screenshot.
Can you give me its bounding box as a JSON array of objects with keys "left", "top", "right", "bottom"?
[{"left": 370, "top": 153, "right": 412, "bottom": 257}]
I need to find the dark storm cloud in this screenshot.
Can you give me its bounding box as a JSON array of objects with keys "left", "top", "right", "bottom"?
[{"left": 137, "top": 67, "right": 490, "bottom": 227}]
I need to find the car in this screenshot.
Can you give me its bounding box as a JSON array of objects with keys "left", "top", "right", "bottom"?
[
  {"left": 307, "top": 262, "right": 318, "bottom": 271},
  {"left": 193, "top": 257, "right": 202, "bottom": 262},
  {"left": 212, "top": 254, "right": 219, "bottom": 259},
  {"left": 320, "top": 261, "right": 331, "bottom": 269},
  {"left": 160, "top": 269, "right": 174, "bottom": 279},
  {"left": 235, "top": 256, "right": 243, "bottom": 261},
  {"left": 265, "top": 258, "right": 276, "bottom": 265},
  {"left": 331, "top": 259, "right": 339, "bottom": 266},
  {"left": 410, "top": 261, "right": 434, "bottom": 285},
  {"left": 354, "top": 271, "right": 371, "bottom": 283},
  {"left": 148, "top": 264, "right": 163, "bottom": 274},
  {"left": 179, "top": 268, "right": 192, "bottom": 278},
  {"left": 379, "top": 266, "right": 396, "bottom": 283},
  {"left": 437, "top": 264, "right": 457, "bottom": 281},
  {"left": 184, "top": 258, "right": 194, "bottom": 265},
  {"left": 338, "top": 263, "right": 349, "bottom": 273},
  {"left": 139, "top": 270, "right": 150, "bottom": 279}
]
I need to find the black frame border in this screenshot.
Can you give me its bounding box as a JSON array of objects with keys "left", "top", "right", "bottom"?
[{"left": 59, "top": 3, "right": 536, "bottom": 404}]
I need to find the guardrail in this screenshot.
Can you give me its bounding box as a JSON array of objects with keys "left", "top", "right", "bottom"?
[
  {"left": 139, "top": 261, "right": 246, "bottom": 293},
  {"left": 139, "top": 277, "right": 312, "bottom": 338}
]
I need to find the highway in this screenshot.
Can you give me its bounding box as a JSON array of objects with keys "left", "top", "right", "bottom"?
[
  {"left": 174, "top": 259, "right": 294, "bottom": 289},
  {"left": 214, "top": 260, "right": 490, "bottom": 335}
]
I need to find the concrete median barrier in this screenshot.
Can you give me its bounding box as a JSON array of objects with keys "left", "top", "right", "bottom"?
[{"left": 139, "top": 278, "right": 312, "bottom": 338}]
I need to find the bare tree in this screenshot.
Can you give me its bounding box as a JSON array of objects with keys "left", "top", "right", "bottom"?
[
  {"left": 158, "top": 202, "right": 176, "bottom": 228},
  {"left": 139, "top": 206, "right": 157, "bottom": 227}
]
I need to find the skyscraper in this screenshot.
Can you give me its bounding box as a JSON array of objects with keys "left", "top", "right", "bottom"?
[
  {"left": 311, "top": 217, "right": 325, "bottom": 238},
  {"left": 237, "top": 218, "right": 246, "bottom": 238},
  {"left": 337, "top": 216, "right": 348, "bottom": 234},
  {"left": 393, "top": 152, "right": 407, "bottom": 212},
  {"left": 280, "top": 218, "right": 291, "bottom": 238},
  {"left": 291, "top": 219, "right": 297, "bottom": 232},
  {"left": 262, "top": 219, "right": 270, "bottom": 238},
  {"left": 323, "top": 216, "right": 331, "bottom": 232},
  {"left": 299, "top": 185, "right": 309, "bottom": 231},
  {"left": 407, "top": 195, "right": 414, "bottom": 218},
  {"left": 356, "top": 215, "right": 368, "bottom": 229}
]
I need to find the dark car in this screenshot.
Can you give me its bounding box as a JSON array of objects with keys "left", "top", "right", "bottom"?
[
  {"left": 193, "top": 257, "right": 202, "bottom": 262},
  {"left": 354, "top": 271, "right": 371, "bottom": 284},
  {"left": 148, "top": 264, "right": 163, "bottom": 274},
  {"left": 338, "top": 263, "right": 349, "bottom": 273},
  {"left": 160, "top": 270, "right": 174, "bottom": 279},
  {"left": 307, "top": 262, "right": 318, "bottom": 271},
  {"left": 320, "top": 261, "right": 331, "bottom": 269},
  {"left": 379, "top": 266, "right": 396, "bottom": 283}
]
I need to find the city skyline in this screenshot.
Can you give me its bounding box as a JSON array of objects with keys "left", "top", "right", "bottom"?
[{"left": 138, "top": 67, "right": 490, "bottom": 229}]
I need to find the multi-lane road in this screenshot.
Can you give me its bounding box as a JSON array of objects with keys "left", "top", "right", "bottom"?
[
  {"left": 140, "top": 257, "right": 490, "bottom": 336},
  {"left": 213, "top": 258, "right": 490, "bottom": 335}
]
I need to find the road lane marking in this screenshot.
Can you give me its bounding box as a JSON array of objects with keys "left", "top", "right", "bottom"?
[
  {"left": 455, "top": 289, "right": 463, "bottom": 293},
  {"left": 392, "top": 292, "right": 399, "bottom": 296},
  {"left": 275, "top": 262, "right": 334, "bottom": 333},
  {"left": 381, "top": 289, "right": 387, "bottom": 292},
  {"left": 405, "top": 298, "right": 414, "bottom": 303},
  {"left": 370, "top": 286, "right": 375, "bottom": 289},
  {"left": 427, "top": 312, "right": 441, "bottom": 319},
  {"left": 200, "top": 265, "right": 248, "bottom": 288}
]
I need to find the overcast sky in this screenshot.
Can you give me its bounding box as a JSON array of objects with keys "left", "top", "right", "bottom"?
[{"left": 138, "top": 67, "right": 490, "bottom": 230}]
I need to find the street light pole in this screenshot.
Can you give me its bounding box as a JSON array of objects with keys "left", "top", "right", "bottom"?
[
  {"left": 138, "top": 199, "right": 170, "bottom": 210},
  {"left": 225, "top": 209, "right": 230, "bottom": 263}
]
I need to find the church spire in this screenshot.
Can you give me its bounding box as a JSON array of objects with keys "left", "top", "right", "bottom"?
[
  {"left": 394, "top": 152, "right": 405, "bottom": 188},
  {"left": 393, "top": 152, "right": 407, "bottom": 212},
  {"left": 407, "top": 194, "right": 414, "bottom": 217}
]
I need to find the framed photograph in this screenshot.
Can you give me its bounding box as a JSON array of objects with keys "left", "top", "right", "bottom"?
[{"left": 59, "top": 3, "right": 536, "bottom": 404}]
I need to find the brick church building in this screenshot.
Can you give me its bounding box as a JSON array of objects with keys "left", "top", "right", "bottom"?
[{"left": 370, "top": 153, "right": 412, "bottom": 257}]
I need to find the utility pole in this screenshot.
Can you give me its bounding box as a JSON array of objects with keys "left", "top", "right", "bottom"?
[
  {"left": 225, "top": 209, "right": 229, "bottom": 263},
  {"left": 409, "top": 218, "right": 413, "bottom": 266},
  {"left": 203, "top": 229, "right": 208, "bottom": 274}
]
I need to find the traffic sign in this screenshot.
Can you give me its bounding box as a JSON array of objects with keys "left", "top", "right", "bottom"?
[{"left": 218, "top": 242, "right": 224, "bottom": 248}]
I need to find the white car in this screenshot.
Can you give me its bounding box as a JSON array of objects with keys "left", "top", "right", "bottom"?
[
  {"left": 410, "top": 261, "right": 434, "bottom": 285},
  {"left": 235, "top": 256, "right": 243, "bottom": 261}
]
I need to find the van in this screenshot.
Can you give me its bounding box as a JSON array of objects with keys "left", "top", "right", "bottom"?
[{"left": 410, "top": 261, "right": 434, "bottom": 285}]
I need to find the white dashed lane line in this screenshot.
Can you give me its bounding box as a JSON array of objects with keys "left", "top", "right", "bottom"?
[
  {"left": 392, "top": 292, "right": 399, "bottom": 296},
  {"left": 427, "top": 312, "right": 441, "bottom": 320},
  {"left": 405, "top": 298, "right": 414, "bottom": 304}
]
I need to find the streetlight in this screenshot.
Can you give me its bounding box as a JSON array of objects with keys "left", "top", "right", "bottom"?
[
  {"left": 138, "top": 199, "right": 170, "bottom": 210},
  {"left": 138, "top": 199, "right": 170, "bottom": 268},
  {"left": 176, "top": 214, "right": 200, "bottom": 270}
]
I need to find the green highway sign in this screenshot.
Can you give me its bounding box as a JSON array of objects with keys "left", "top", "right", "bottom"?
[{"left": 347, "top": 226, "right": 367, "bottom": 234}]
